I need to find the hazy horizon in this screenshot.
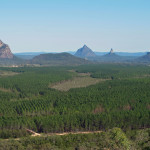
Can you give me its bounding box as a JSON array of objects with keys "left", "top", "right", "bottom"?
[
  {"left": 1, "top": 0, "right": 150, "bottom": 53},
  {"left": 14, "top": 48, "right": 148, "bottom": 54}
]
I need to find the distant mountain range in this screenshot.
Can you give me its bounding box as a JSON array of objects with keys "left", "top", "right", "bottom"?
[
  {"left": 15, "top": 51, "right": 147, "bottom": 59},
  {"left": 15, "top": 51, "right": 147, "bottom": 60},
  {"left": 15, "top": 52, "right": 47, "bottom": 60},
  {"left": 73, "top": 46, "right": 144, "bottom": 63},
  {"left": 1, "top": 39, "right": 150, "bottom": 66},
  {"left": 95, "top": 52, "right": 147, "bottom": 57}
]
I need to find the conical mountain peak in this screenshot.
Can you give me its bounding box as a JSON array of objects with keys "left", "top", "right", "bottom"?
[
  {"left": 83, "top": 45, "right": 88, "bottom": 48},
  {"left": 74, "top": 45, "right": 96, "bottom": 58}
]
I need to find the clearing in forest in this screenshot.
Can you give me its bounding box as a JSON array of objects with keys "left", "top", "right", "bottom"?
[
  {"left": 0, "top": 70, "right": 19, "bottom": 77},
  {"left": 50, "top": 75, "right": 107, "bottom": 91},
  {"left": 0, "top": 87, "right": 12, "bottom": 93}
]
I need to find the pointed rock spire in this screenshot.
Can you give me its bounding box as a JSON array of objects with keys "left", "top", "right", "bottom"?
[{"left": 110, "top": 48, "right": 114, "bottom": 54}]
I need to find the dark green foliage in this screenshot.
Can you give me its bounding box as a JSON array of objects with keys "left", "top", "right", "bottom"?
[
  {"left": 0, "top": 64, "right": 149, "bottom": 141},
  {"left": 75, "top": 64, "right": 150, "bottom": 79},
  {"left": 0, "top": 129, "right": 30, "bottom": 139},
  {"left": 0, "top": 67, "right": 73, "bottom": 98},
  {"left": 126, "top": 128, "right": 150, "bottom": 150},
  {"left": 1, "top": 128, "right": 149, "bottom": 150}
]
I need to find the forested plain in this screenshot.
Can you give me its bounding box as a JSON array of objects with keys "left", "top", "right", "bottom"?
[{"left": 0, "top": 64, "right": 150, "bottom": 149}]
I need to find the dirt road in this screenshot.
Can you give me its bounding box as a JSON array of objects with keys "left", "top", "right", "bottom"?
[{"left": 26, "top": 129, "right": 102, "bottom": 137}]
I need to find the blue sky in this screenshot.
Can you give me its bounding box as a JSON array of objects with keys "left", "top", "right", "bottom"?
[{"left": 0, "top": 0, "right": 150, "bottom": 52}]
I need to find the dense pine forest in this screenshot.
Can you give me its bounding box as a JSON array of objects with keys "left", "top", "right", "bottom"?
[{"left": 0, "top": 64, "right": 150, "bottom": 149}]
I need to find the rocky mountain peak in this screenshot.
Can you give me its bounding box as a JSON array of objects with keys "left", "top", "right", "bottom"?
[
  {"left": 0, "top": 40, "right": 13, "bottom": 59},
  {"left": 74, "top": 45, "right": 96, "bottom": 58}
]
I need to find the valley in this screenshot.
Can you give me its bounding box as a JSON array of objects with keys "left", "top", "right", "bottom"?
[
  {"left": 1, "top": 0, "right": 150, "bottom": 149},
  {"left": 0, "top": 41, "right": 150, "bottom": 150}
]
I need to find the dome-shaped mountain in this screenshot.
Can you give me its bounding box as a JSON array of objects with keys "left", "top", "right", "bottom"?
[
  {"left": 74, "top": 45, "right": 96, "bottom": 58},
  {"left": 31, "top": 52, "right": 91, "bottom": 66},
  {"left": 0, "top": 40, "right": 13, "bottom": 59}
]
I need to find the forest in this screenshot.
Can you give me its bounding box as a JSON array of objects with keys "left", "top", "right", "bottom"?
[
  {"left": 0, "top": 64, "right": 149, "bottom": 149},
  {"left": 0, "top": 128, "right": 149, "bottom": 150}
]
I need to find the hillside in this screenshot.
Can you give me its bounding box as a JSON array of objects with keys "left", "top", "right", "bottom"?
[
  {"left": 31, "top": 52, "right": 91, "bottom": 65},
  {"left": 0, "top": 56, "right": 26, "bottom": 66},
  {"left": 136, "top": 52, "right": 150, "bottom": 63},
  {"left": 74, "top": 45, "right": 96, "bottom": 58}
]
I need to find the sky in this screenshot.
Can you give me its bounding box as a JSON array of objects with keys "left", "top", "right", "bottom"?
[{"left": 0, "top": 0, "right": 150, "bottom": 53}]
